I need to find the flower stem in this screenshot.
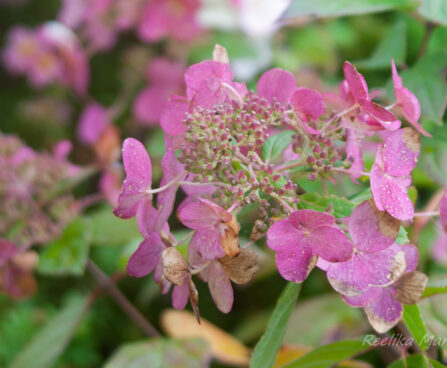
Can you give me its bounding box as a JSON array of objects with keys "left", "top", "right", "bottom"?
[
  {"left": 86, "top": 260, "right": 160, "bottom": 337},
  {"left": 320, "top": 104, "right": 359, "bottom": 133},
  {"left": 146, "top": 171, "right": 186, "bottom": 194},
  {"left": 414, "top": 211, "right": 439, "bottom": 217}
]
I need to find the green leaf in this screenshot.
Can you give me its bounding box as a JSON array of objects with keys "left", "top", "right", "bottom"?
[
  {"left": 422, "top": 277, "right": 447, "bottom": 298},
  {"left": 281, "top": 339, "right": 369, "bottom": 368},
  {"left": 104, "top": 338, "right": 209, "bottom": 368},
  {"left": 356, "top": 20, "right": 407, "bottom": 70},
  {"left": 387, "top": 354, "right": 429, "bottom": 368},
  {"left": 403, "top": 304, "right": 430, "bottom": 351},
  {"left": 298, "top": 193, "right": 356, "bottom": 218},
  {"left": 396, "top": 227, "right": 410, "bottom": 245},
  {"left": 250, "top": 283, "right": 301, "bottom": 368},
  {"left": 261, "top": 130, "right": 295, "bottom": 162},
  {"left": 400, "top": 51, "right": 447, "bottom": 124},
  {"left": 37, "top": 218, "right": 92, "bottom": 276},
  {"left": 90, "top": 205, "right": 140, "bottom": 246},
  {"left": 348, "top": 187, "right": 372, "bottom": 204},
  {"left": 283, "top": 0, "right": 417, "bottom": 19},
  {"left": 419, "top": 0, "right": 447, "bottom": 26},
  {"left": 430, "top": 359, "right": 447, "bottom": 368},
  {"left": 9, "top": 296, "right": 88, "bottom": 368}
]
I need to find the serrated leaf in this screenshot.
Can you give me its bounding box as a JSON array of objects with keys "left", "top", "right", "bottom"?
[
  {"left": 280, "top": 339, "right": 368, "bottom": 368},
  {"left": 419, "top": 0, "right": 447, "bottom": 26},
  {"left": 9, "top": 296, "right": 88, "bottom": 368},
  {"left": 282, "top": 0, "right": 417, "bottom": 19},
  {"left": 298, "top": 193, "right": 356, "bottom": 218},
  {"left": 250, "top": 283, "right": 301, "bottom": 368},
  {"left": 403, "top": 304, "right": 430, "bottom": 351},
  {"left": 356, "top": 20, "right": 406, "bottom": 70},
  {"left": 261, "top": 131, "right": 295, "bottom": 162},
  {"left": 104, "top": 338, "right": 210, "bottom": 368},
  {"left": 37, "top": 218, "right": 92, "bottom": 276}
]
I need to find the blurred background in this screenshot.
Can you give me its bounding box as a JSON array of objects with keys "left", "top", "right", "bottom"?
[{"left": 1, "top": 0, "right": 447, "bottom": 367}]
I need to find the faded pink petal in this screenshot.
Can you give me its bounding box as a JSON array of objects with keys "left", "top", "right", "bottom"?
[
  {"left": 178, "top": 199, "right": 231, "bottom": 229},
  {"left": 365, "top": 287, "right": 403, "bottom": 333},
  {"left": 77, "top": 103, "right": 109, "bottom": 144},
  {"left": 310, "top": 226, "right": 353, "bottom": 262},
  {"left": 348, "top": 201, "right": 398, "bottom": 252},
  {"left": 160, "top": 96, "right": 189, "bottom": 136},
  {"left": 127, "top": 233, "right": 164, "bottom": 277},
  {"left": 172, "top": 279, "right": 190, "bottom": 309},
  {"left": 401, "top": 243, "right": 418, "bottom": 273},
  {"left": 441, "top": 189, "right": 447, "bottom": 232},
  {"left": 266, "top": 218, "right": 304, "bottom": 251},
  {"left": 382, "top": 128, "right": 420, "bottom": 177},
  {"left": 257, "top": 68, "right": 296, "bottom": 104},
  {"left": 206, "top": 262, "right": 233, "bottom": 313},
  {"left": 276, "top": 246, "right": 315, "bottom": 283},
  {"left": 133, "top": 86, "right": 170, "bottom": 125},
  {"left": 343, "top": 62, "right": 368, "bottom": 102},
  {"left": 291, "top": 87, "right": 325, "bottom": 122},
  {"left": 190, "top": 228, "right": 225, "bottom": 261},
  {"left": 327, "top": 256, "right": 370, "bottom": 296}
]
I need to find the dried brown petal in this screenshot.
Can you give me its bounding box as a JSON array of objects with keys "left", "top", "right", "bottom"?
[
  {"left": 161, "top": 247, "right": 189, "bottom": 286},
  {"left": 212, "top": 44, "right": 229, "bottom": 64},
  {"left": 368, "top": 199, "right": 400, "bottom": 240},
  {"left": 403, "top": 127, "right": 421, "bottom": 153},
  {"left": 387, "top": 250, "right": 407, "bottom": 285},
  {"left": 220, "top": 249, "right": 258, "bottom": 284},
  {"left": 188, "top": 277, "right": 200, "bottom": 323},
  {"left": 394, "top": 271, "right": 428, "bottom": 305},
  {"left": 221, "top": 217, "right": 240, "bottom": 258}
]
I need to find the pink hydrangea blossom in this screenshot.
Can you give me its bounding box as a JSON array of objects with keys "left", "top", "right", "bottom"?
[
  {"left": 2, "top": 26, "right": 39, "bottom": 73},
  {"left": 138, "top": 0, "right": 202, "bottom": 42},
  {"left": 391, "top": 60, "right": 430, "bottom": 137},
  {"left": 370, "top": 128, "right": 420, "bottom": 220},
  {"left": 266, "top": 210, "right": 353, "bottom": 283}
]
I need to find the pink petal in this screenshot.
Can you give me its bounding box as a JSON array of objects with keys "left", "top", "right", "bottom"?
[
  {"left": 178, "top": 199, "right": 230, "bottom": 229},
  {"left": 345, "top": 129, "right": 364, "bottom": 179},
  {"left": 0, "top": 239, "right": 18, "bottom": 267},
  {"left": 343, "top": 62, "right": 368, "bottom": 102},
  {"left": 364, "top": 287, "right": 403, "bottom": 333},
  {"left": 441, "top": 189, "right": 447, "bottom": 232},
  {"left": 181, "top": 174, "right": 216, "bottom": 197},
  {"left": 276, "top": 245, "right": 315, "bottom": 283},
  {"left": 136, "top": 201, "right": 157, "bottom": 238},
  {"left": 138, "top": 0, "right": 168, "bottom": 41},
  {"left": 370, "top": 149, "right": 386, "bottom": 212},
  {"left": 343, "top": 286, "right": 381, "bottom": 307},
  {"left": 382, "top": 128, "right": 420, "bottom": 177},
  {"left": 378, "top": 176, "right": 414, "bottom": 221},
  {"left": 348, "top": 201, "right": 398, "bottom": 252},
  {"left": 360, "top": 100, "right": 401, "bottom": 131},
  {"left": 206, "top": 262, "right": 233, "bottom": 313},
  {"left": 310, "top": 226, "right": 353, "bottom": 262},
  {"left": 190, "top": 228, "right": 225, "bottom": 261},
  {"left": 172, "top": 280, "right": 190, "bottom": 310},
  {"left": 291, "top": 87, "right": 325, "bottom": 122},
  {"left": 391, "top": 59, "right": 403, "bottom": 90},
  {"left": 289, "top": 210, "right": 335, "bottom": 232},
  {"left": 266, "top": 218, "right": 304, "bottom": 251},
  {"left": 160, "top": 95, "right": 189, "bottom": 136},
  {"left": 401, "top": 243, "right": 419, "bottom": 273},
  {"left": 113, "top": 138, "right": 152, "bottom": 219},
  {"left": 77, "top": 103, "right": 109, "bottom": 144},
  {"left": 327, "top": 256, "right": 370, "bottom": 296},
  {"left": 154, "top": 150, "right": 185, "bottom": 231},
  {"left": 126, "top": 234, "right": 164, "bottom": 278},
  {"left": 257, "top": 68, "right": 296, "bottom": 104}
]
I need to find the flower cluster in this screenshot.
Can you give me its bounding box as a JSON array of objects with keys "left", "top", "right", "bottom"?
[
  {"left": 0, "top": 134, "right": 81, "bottom": 298},
  {"left": 114, "top": 45, "right": 430, "bottom": 332},
  {"left": 3, "top": 22, "right": 89, "bottom": 95},
  {"left": 58, "top": 0, "right": 202, "bottom": 53}
]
